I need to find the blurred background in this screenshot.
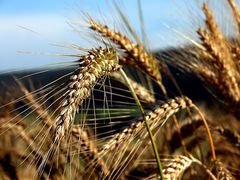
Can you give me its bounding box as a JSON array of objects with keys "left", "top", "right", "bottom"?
[{"left": 0, "top": 0, "right": 197, "bottom": 71}]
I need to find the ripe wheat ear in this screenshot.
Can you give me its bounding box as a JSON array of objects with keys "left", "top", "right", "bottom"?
[
  {"left": 89, "top": 19, "right": 166, "bottom": 94},
  {"left": 53, "top": 47, "right": 120, "bottom": 143}
]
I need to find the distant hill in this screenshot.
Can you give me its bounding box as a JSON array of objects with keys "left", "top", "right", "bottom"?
[{"left": 0, "top": 48, "right": 215, "bottom": 105}]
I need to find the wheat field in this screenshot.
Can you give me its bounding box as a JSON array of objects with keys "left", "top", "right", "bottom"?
[{"left": 0, "top": 0, "right": 239, "bottom": 179}]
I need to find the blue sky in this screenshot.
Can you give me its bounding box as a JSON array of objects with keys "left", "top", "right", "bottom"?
[{"left": 0, "top": 0, "right": 196, "bottom": 71}]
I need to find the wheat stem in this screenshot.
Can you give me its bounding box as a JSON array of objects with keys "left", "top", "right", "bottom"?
[
  {"left": 192, "top": 105, "right": 216, "bottom": 160},
  {"left": 119, "top": 68, "right": 164, "bottom": 179}
]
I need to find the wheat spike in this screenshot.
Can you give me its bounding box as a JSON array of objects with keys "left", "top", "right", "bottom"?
[
  {"left": 100, "top": 96, "right": 192, "bottom": 154},
  {"left": 96, "top": 97, "right": 193, "bottom": 179},
  {"left": 228, "top": 0, "right": 240, "bottom": 33},
  {"left": 168, "top": 3, "right": 240, "bottom": 113},
  {"left": 163, "top": 155, "right": 217, "bottom": 180},
  {"left": 163, "top": 155, "right": 193, "bottom": 180},
  {"left": 89, "top": 19, "right": 166, "bottom": 93},
  {"left": 197, "top": 28, "right": 240, "bottom": 103},
  {"left": 212, "top": 160, "right": 235, "bottom": 180},
  {"left": 89, "top": 19, "right": 135, "bottom": 55},
  {"left": 202, "top": 4, "right": 224, "bottom": 41},
  {"left": 199, "top": 4, "right": 240, "bottom": 104},
  {"left": 54, "top": 47, "right": 120, "bottom": 142}
]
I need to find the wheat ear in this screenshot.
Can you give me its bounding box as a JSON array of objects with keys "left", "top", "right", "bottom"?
[
  {"left": 100, "top": 96, "right": 192, "bottom": 154},
  {"left": 163, "top": 155, "right": 193, "bottom": 180},
  {"left": 198, "top": 4, "right": 240, "bottom": 104},
  {"left": 212, "top": 160, "right": 235, "bottom": 180},
  {"left": 197, "top": 28, "right": 240, "bottom": 102},
  {"left": 89, "top": 19, "right": 166, "bottom": 93},
  {"left": 53, "top": 47, "right": 120, "bottom": 142},
  {"left": 163, "top": 155, "right": 217, "bottom": 180},
  {"left": 228, "top": 0, "right": 240, "bottom": 34},
  {"left": 100, "top": 95, "right": 215, "bottom": 159}
]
